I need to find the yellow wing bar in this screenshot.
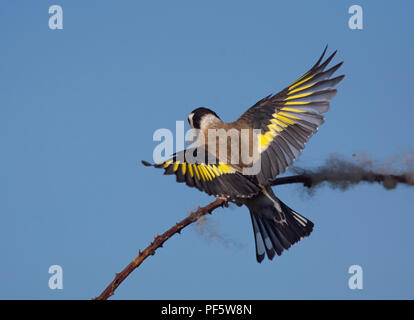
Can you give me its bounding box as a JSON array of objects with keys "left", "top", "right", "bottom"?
[
  {"left": 257, "top": 103, "right": 312, "bottom": 150},
  {"left": 160, "top": 160, "right": 235, "bottom": 182}
]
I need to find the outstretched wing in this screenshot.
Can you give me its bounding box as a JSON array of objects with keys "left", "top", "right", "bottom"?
[
  {"left": 142, "top": 147, "right": 261, "bottom": 198},
  {"left": 238, "top": 47, "right": 344, "bottom": 184}
]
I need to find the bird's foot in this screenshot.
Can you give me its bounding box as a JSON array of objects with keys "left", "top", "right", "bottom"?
[{"left": 216, "top": 196, "right": 230, "bottom": 208}]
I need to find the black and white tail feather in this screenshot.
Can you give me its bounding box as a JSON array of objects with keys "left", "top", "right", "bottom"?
[{"left": 245, "top": 187, "right": 314, "bottom": 262}]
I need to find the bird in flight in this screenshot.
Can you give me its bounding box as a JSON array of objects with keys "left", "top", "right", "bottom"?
[{"left": 143, "top": 47, "right": 344, "bottom": 262}]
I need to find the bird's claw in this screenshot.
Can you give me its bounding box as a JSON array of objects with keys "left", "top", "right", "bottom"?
[{"left": 217, "top": 196, "right": 229, "bottom": 207}]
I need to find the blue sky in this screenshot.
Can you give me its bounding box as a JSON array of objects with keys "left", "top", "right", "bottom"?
[{"left": 1, "top": 1, "right": 413, "bottom": 299}]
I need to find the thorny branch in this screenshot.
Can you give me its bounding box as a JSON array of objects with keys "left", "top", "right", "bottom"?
[
  {"left": 270, "top": 172, "right": 411, "bottom": 188},
  {"left": 93, "top": 197, "right": 229, "bottom": 300},
  {"left": 93, "top": 171, "right": 411, "bottom": 300}
]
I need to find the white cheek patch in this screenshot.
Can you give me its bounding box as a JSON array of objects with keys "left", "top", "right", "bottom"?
[{"left": 188, "top": 113, "right": 194, "bottom": 128}]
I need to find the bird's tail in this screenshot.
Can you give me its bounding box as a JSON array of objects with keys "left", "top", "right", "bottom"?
[{"left": 244, "top": 187, "right": 314, "bottom": 263}]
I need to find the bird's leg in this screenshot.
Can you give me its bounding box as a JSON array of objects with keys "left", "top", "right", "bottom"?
[{"left": 216, "top": 196, "right": 230, "bottom": 208}]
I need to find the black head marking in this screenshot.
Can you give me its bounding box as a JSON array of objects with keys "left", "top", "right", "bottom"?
[{"left": 188, "top": 107, "right": 220, "bottom": 129}]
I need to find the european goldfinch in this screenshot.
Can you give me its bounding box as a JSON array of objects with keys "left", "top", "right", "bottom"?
[{"left": 143, "top": 47, "right": 344, "bottom": 262}]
